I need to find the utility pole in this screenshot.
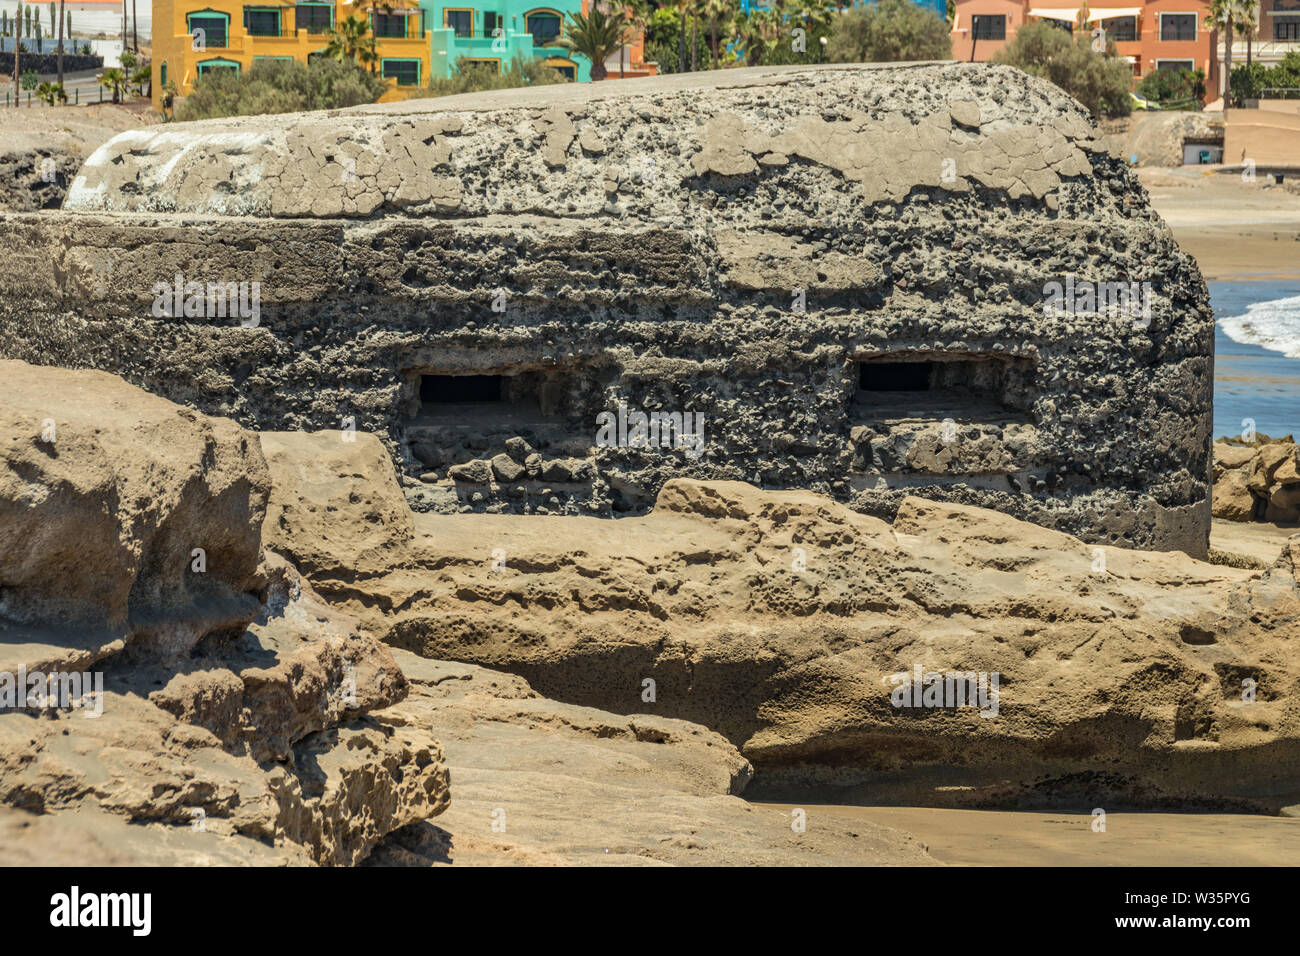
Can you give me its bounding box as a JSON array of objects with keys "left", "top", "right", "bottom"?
[
  {"left": 13, "top": 1, "right": 22, "bottom": 109},
  {"left": 57, "top": 0, "right": 65, "bottom": 89}
]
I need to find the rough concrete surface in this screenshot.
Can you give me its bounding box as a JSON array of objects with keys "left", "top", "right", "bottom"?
[
  {"left": 0, "top": 104, "right": 156, "bottom": 212},
  {"left": 0, "top": 63, "right": 1214, "bottom": 554}
]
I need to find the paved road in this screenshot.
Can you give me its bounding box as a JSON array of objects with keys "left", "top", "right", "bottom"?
[{"left": 2, "top": 69, "right": 145, "bottom": 107}]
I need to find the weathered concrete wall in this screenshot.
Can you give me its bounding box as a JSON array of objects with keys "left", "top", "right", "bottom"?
[{"left": 0, "top": 63, "right": 1214, "bottom": 555}]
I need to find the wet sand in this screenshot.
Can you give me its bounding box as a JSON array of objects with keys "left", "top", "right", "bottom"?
[
  {"left": 759, "top": 804, "right": 1300, "bottom": 866},
  {"left": 1140, "top": 166, "right": 1300, "bottom": 281},
  {"left": 1212, "top": 517, "right": 1299, "bottom": 566}
]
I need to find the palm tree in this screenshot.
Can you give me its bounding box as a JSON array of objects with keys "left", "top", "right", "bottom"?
[
  {"left": 690, "top": 0, "right": 698, "bottom": 71},
  {"left": 556, "top": 7, "right": 629, "bottom": 81},
  {"left": 1205, "top": 0, "right": 1237, "bottom": 104},
  {"left": 130, "top": 62, "right": 150, "bottom": 96},
  {"left": 702, "top": 0, "right": 729, "bottom": 69},
  {"left": 367, "top": 0, "right": 397, "bottom": 70},
  {"left": 324, "top": 14, "right": 378, "bottom": 72},
  {"left": 98, "top": 65, "right": 127, "bottom": 103},
  {"left": 56, "top": 0, "right": 65, "bottom": 91},
  {"left": 35, "top": 80, "right": 66, "bottom": 105},
  {"left": 13, "top": 1, "right": 22, "bottom": 108},
  {"left": 1236, "top": 0, "right": 1259, "bottom": 68},
  {"left": 677, "top": 0, "right": 689, "bottom": 72},
  {"left": 619, "top": 0, "right": 654, "bottom": 78},
  {"left": 737, "top": 8, "right": 771, "bottom": 66}
]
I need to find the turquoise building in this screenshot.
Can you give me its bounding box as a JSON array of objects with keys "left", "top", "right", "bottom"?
[
  {"left": 419, "top": 1, "right": 592, "bottom": 80},
  {"left": 738, "top": 0, "right": 947, "bottom": 20}
]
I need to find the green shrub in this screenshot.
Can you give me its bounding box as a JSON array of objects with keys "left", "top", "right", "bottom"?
[
  {"left": 827, "top": 0, "right": 951, "bottom": 64},
  {"left": 994, "top": 20, "right": 1131, "bottom": 117},
  {"left": 1229, "top": 50, "right": 1300, "bottom": 104},
  {"left": 1136, "top": 65, "right": 1206, "bottom": 108},
  {"left": 1230, "top": 61, "right": 1268, "bottom": 103},
  {"left": 643, "top": 7, "right": 713, "bottom": 74},
  {"left": 176, "top": 57, "right": 386, "bottom": 121},
  {"left": 406, "top": 54, "right": 567, "bottom": 98}
]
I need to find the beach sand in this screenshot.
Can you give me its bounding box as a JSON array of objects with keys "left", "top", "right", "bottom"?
[
  {"left": 1140, "top": 166, "right": 1300, "bottom": 282},
  {"left": 760, "top": 805, "right": 1300, "bottom": 866}
]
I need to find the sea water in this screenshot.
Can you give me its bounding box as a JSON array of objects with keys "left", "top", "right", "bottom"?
[{"left": 1212, "top": 280, "right": 1300, "bottom": 440}]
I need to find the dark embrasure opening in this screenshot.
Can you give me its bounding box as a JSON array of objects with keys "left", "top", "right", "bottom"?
[
  {"left": 859, "top": 361, "right": 934, "bottom": 392},
  {"left": 419, "top": 374, "right": 503, "bottom": 404}
]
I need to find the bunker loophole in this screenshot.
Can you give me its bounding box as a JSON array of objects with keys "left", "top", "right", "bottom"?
[
  {"left": 854, "top": 354, "right": 1033, "bottom": 417},
  {"left": 850, "top": 354, "right": 1039, "bottom": 479},
  {"left": 859, "top": 361, "right": 935, "bottom": 391},
  {"left": 406, "top": 367, "right": 596, "bottom": 476},
  {"left": 420, "top": 374, "right": 503, "bottom": 405}
]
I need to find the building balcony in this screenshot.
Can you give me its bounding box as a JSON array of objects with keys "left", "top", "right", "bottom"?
[{"left": 1220, "top": 38, "right": 1300, "bottom": 57}]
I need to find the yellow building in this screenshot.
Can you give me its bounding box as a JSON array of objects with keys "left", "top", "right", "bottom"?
[{"left": 152, "top": 0, "right": 433, "bottom": 110}]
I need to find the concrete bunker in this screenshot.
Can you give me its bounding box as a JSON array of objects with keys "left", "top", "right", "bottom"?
[
  {"left": 0, "top": 63, "right": 1216, "bottom": 554},
  {"left": 849, "top": 351, "right": 1042, "bottom": 484}
]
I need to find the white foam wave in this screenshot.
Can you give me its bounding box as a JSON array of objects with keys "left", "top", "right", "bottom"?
[{"left": 1219, "top": 295, "right": 1300, "bottom": 359}]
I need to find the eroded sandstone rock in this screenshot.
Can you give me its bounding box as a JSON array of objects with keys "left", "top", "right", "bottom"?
[
  {"left": 263, "top": 430, "right": 1300, "bottom": 812},
  {"left": 0, "top": 360, "right": 268, "bottom": 661},
  {"left": 365, "top": 649, "right": 935, "bottom": 866},
  {"left": 1213, "top": 436, "right": 1300, "bottom": 523},
  {"left": 0, "top": 365, "right": 449, "bottom": 865}
]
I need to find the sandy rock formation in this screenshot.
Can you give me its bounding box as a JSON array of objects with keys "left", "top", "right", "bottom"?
[
  {"left": 263, "top": 430, "right": 1300, "bottom": 812},
  {"left": 1213, "top": 436, "right": 1300, "bottom": 523},
  {"left": 365, "top": 649, "right": 935, "bottom": 866},
  {"left": 0, "top": 360, "right": 268, "bottom": 662},
  {"left": 0, "top": 363, "right": 449, "bottom": 865}
]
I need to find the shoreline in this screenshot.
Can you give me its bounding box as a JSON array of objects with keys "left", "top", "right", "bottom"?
[
  {"left": 1170, "top": 223, "right": 1300, "bottom": 282},
  {"left": 1141, "top": 166, "right": 1300, "bottom": 282}
]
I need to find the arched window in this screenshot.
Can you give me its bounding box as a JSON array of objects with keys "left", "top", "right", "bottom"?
[
  {"left": 542, "top": 56, "right": 576, "bottom": 80},
  {"left": 196, "top": 57, "right": 241, "bottom": 77},
  {"left": 524, "top": 9, "right": 562, "bottom": 46}
]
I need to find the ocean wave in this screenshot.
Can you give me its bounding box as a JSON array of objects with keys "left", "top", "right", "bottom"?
[{"left": 1218, "top": 295, "right": 1300, "bottom": 359}]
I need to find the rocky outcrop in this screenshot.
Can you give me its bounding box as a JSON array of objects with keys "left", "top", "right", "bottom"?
[
  {"left": 0, "top": 360, "right": 268, "bottom": 662},
  {"left": 0, "top": 104, "right": 152, "bottom": 212},
  {"left": 0, "top": 63, "right": 1213, "bottom": 555},
  {"left": 1213, "top": 436, "right": 1300, "bottom": 523},
  {"left": 365, "top": 649, "right": 935, "bottom": 866},
  {"left": 263, "top": 430, "right": 1300, "bottom": 812},
  {"left": 0, "top": 363, "right": 449, "bottom": 865}
]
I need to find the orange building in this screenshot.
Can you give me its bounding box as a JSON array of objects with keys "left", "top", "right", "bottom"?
[
  {"left": 951, "top": 0, "right": 1220, "bottom": 102},
  {"left": 590, "top": 0, "right": 658, "bottom": 78}
]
